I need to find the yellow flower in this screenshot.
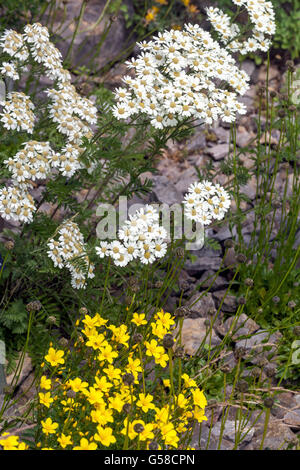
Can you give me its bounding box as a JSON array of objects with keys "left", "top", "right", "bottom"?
[
  {"left": 41, "top": 417, "right": 59, "bottom": 435},
  {"left": 103, "top": 364, "right": 122, "bottom": 382},
  {"left": 57, "top": 433, "right": 73, "bottom": 449},
  {"left": 109, "top": 324, "right": 130, "bottom": 347},
  {"left": 0, "top": 434, "right": 20, "bottom": 450},
  {"left": 91, "top": 406, "right": 114, "bottom": 426},
  {"left": 97, "top": 345, "right": 118, "bottom": 364},
  {"left": 67, "top": 377, "right": 89, "bottom": 393},
  {"left": 45, "top": 347, "right": 65, "bottom": 367},
  {"left": 153, "top": 348, "right": 169, "bottom": 368},
  {"left": 145, "top": 338, "right": 160, "bottom": 357},
  {"left": 17, "top": 442, "right": 28, "bottom": 450},
  {"left": 155, "top": 0, "right": 168, "bottom": 4},
  {"left": 131, "top": 313, "right": 147, "bottom": 326},
  {"left": 85, "top": 332, "right": 107, "bottom": 350},
  {"left": 139, "top": 422, "right": 155, "bottom": 441},
  {"left": 40, "top": 375, "right": 52, "bottom": 390},
  {"left": 136, "top": 393, "right": 155, "bottom": 413},
  {"left": 181, "top": 373, "right": 197, "bottom": 389},
  {"left": 126, "top": 357, "right": 142, "bottom": 379},
  {"left": 73, "top": 438, "right": 97, "bottom": 450},
  {"left": 193, "top": 406, "right": 208, "bottom": 423},
  {"left": 94, "top": 426, "right": 116, "bottom": 447},
  {"left": 160, "top": 422, "right": 179, "bottom": 448},
  {"left": 108, "top": 393, "right": 126, "bottom": 412},
  {"left": 155, "top": 405, "right": 169, "bottom": 424},
  {"left": 192, "top": 388, "right": 207, "bottom": 409},
  {"left": 84, "top": 386, "right": 104, "bottom": 405},
  {"left": 145, "top": 6, "right": 159, "bottom": 24},
  {"left": 94, "top": 375, "right": 113, "bottom": 392},
  {"left": 177, "top": 393, "right": 188, "bottom": 408},
  {"left": 39, "top": 392, "right": 54, "bottom": 408}
]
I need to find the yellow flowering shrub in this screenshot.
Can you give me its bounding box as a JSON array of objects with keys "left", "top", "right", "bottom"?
[{"left": 0, "top": 309, "right": 207, "bottom": 450}]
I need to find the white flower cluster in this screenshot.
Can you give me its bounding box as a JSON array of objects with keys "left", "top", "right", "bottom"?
[
  {"left": 47, "top": 221, "right": 95, "bottom": 289},
  {"left": 0, "top": 92, "right": 35, "bottom": 133},
  {"left": 96, "top": 205, "right": 168, "bottom": 266},
  {"left": 113, "top": 23, "right": 250, "bottom": 128},
  {"left": 183, "top": 181, "right": 231, "bottom": 225},
  {"left": 0, "top": 23, "right": 99, "bottom": 224},
  {"left": 207, "top": 0, "right": 275, "bottom": 54},
  {"left": 4, "top": 141, "right": 56, "bottom": 186},
  {"left": 46, "top": 83, "right": 97, "bottom": 146},
  {"left": 0, "top": 185, "right": 36, "bottom": 223}
]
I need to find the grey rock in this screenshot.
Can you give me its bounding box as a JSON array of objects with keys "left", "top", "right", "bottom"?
[
  {"left": 150, "top": 175, "right": 183, "bottom": 205},
  {"left": 235, "top": 329, "right": 282, "bottom": 364},
  {"left": 174, "top": 167, "right": 198, "bottom": 194},
  {"left": 198, "top": 270, "right": 228, "bottom": 290},
  {"left": 240, "top": 176, "right": 257, "bottom": 200},
  {"left": 217, "top": 313, "right": 260, "bottom": 340},
  {"left": 241, "top": 60, "right": 256, "bottom": 78},
  {"left": 211, "top": 225, "right": 237, "bottom": 242},
  {"left": 186, "top": 292, "right": 216, "bottom": 317},
  {"left": 185, "top": 256, "right": 223, "bottom": 275},
  {"left": 246, "top": 419, "right": 296, "bottom": 450},
  {"left": 51, "top": 0, "right": 134, "bottom": 70},
  {"left": 185, "top": 132, "right": 206, "bottom": 153},
  {"left": 205, "top": 143, "right": 229, "bottom": 161},
  {"left": 178, "top": 317, "right": 222, "bottom": 355},
  {"left": 214, "top": 127, "right": 230, "bottom": 144},
  {"left": 211, "top": 420, "right": 254, "bottom": 445},
  {"left": 283, "top": 409, "right": 300, "bottom": 428},
  {"left": 213, "top": 290, "right": 238, "bottom": 313}
]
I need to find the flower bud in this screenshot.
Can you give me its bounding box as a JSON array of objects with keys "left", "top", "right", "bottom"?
[
  {"left": 122, "top": 373, "right": 134, "bottom": 386},
  {"left": 154, "top": 280, "right": 164, "bottom": 289},
  {"left": 263, "top": 397, "right": 274, "bottom": 408},
  {"left": 174, "top": 346, "right": 185, "bottom": 358},
  {"left": 148, "top": 441, "right": 159, "bottom": 450},
  {"left": 163, "top": 334, "right": 174, "bottom": 349},
  {"left": 122, "top": 403, "right": 131, "bottom": 414},
  {"left": 237, "top": 253, "right": 247, "bottom": 263},
  {"left": 174, "top": 306, "right": 188, "bottom": 318},
  {"left": 238, "top": 296, "right": 246, "bottom": 305},
  {"left": 4, "top": 240, "right": 14, "bottom": 250},
  {"left": 293, "top": 326, "right": 300, "bottom": 337},
  {"left": 79, "top": 307, "right": 88, "bottom": 315},
  {"left": 132, "top": 332, "right": 143, "bottom": 344},
  {"left": 224, "top": 239, "right": 234, "bottom": 248},
  {"left": 133, "top": 423, "right": 144, "bottom": 434},
  {"left": 288, "top": 301, "right": 296, "bottom": 309},
  {"left": 26, "top": 300, "right": 42, "bottom": 312}
]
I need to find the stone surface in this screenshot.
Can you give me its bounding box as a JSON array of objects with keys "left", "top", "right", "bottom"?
[
  {"left": 213, "top": 290, "right": 238, "bottom": 313},
  {"left": 211, "top": 420, "right": 255, "bottom": 445},
  {"left": 150, "top": 175, "right": 183, "bottom": 206},
  {"left": 235, "top": 329, "right": 282, "bottom": 364},
  {"left": 6, "top": 353, "right": 33, "bottom": 388},
  {"left": 283, "top": 409, "right": 300, "bottom": 428},
  {"left": 184, "top": 256, "right": 223, "bottom": 275},
  {"left": 186, "top": 292, "right": 216, "bottom": 317},
  {"left": 205, "top": 143, "right": 229, "bottom": 161},
  {"left": 51, "top": 0, "right": 134, "bottom": 70},
  {"left": 246, "top": 419, "right": 296, "bottom": 450},
  {"left": 179, "top": 318, "right": 222, "bottom": 355},
  {"left": 217, "top": 313, "right": 260, "bottom": 340}
]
